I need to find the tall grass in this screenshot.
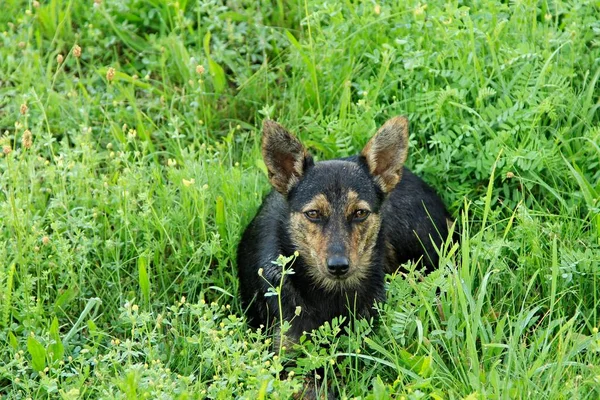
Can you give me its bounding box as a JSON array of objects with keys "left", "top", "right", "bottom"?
[{"left": 1, "top": 0, "right": 599, "bottom": 398}]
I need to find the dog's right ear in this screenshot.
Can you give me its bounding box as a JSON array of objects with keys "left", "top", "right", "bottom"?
[
  {"left": 262, "top": 120, "right": 313, "bottom": 195},
  {"left": 361, "top": 116, "right": 409, "bottom": 193}
]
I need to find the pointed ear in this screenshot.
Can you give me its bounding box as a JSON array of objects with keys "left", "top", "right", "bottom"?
[
  {"left": 361, "top": 116, "right": 409, "bottom": 193},
  {"left": 262, "top": 120, "right": 312, "bottom": 195}
]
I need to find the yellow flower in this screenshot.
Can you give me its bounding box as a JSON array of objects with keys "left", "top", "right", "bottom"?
[
  {"left": 106, "top": 67, "right": 116, "bottom": 82},
  {"left": 22, "top": 129, "right": 33, "bottom": 149},
  {"left": 182, "top": 178, "right": 195, "bottom": 187}
]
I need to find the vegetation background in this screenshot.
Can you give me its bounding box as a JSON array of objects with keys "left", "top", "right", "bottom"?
[{"left": 1, "top": 0, "right": 599, "bottom": 398}]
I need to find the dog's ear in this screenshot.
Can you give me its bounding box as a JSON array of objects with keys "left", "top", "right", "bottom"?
[
  {"left": 361, "top": 116, "right": 409, "bottom": 193},
  {"left": 262, "top": 120, "right": 312, "bottom": 195}
]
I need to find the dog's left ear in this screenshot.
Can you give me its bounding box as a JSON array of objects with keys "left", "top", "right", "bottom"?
[
  {"left": 262, "top": 120, "right": 313, "bottom": 195},
  {"left": 361, "top": 116, "right": 409, "bottom": 193}
]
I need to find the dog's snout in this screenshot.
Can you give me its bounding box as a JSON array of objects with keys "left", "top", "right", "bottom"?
[{"left": 326, "top": 255, "right": 350, "bottom": 277}]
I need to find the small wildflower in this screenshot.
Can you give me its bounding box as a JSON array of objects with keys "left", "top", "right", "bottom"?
[
  {"left": 167, "top": 158, "right": 177, "bottom": 167},
  {"left": 107, "top": 142, "right": 113, "bottom": 150},
  {"left": 414, "top": 3, "right": 427, "bottom": 17},
  {"left": 295, "top": 306, "right": 302, "bottom": 316},
  {"left": 22, "top": 129, "right": 33, "bottom": 149},
  {"left": 544, "top": 13, "right": 552, "bottom": 21},
  {"left": 73, "top": 44, "right": 82, "bottom": 58},
  {"left": 57, "top": 54, "right": 64, "bottom": 64},
  {"left": 2, "top": 145, "right": 12, "bottom": 155},
  {"left": 132, "top": 74, "right": 138, "bottom": 80},
  {"left": 33, "top": 1, "right": 40, "bottom": 7},
  {"left": 196, "top": 65, "right": 205, "bottom": 74},
  {"left": 42, "top": 236, "right": 50, "bottom": 245},
  {"left": 374, "top": 4, "right": 381, "bottom": 15},
  {"left": 202, "top": 184, "right": 209, "bottom": 190},
  {"left": 106, "top": 67, "right": 116, "bottom": 82},
  {"left": 131, "top": 304, "right": 139, "bottom": 312},
  {"left": 26, "top": 9, "right": 32, "bottom": 15},
  {"left": 506, "top": 171, "right": 515, "bottom": 179},
  {"left": 180, "top": 296, "right": 186, "bottom": 304},
  {"left": 258, "top": 268, "right": 264, "bottom": 277},
  {"left": 20, "top": 103, "right": 28, "bottom": 115},
  {"left": 593, "top": 327, "right": 599, "bottom": 334},
  {"left": 330, "top": 358, "right": 335, "bottom": 365},
  {"left": 182, "top": 178, "right": 195, "bottom": 187}
]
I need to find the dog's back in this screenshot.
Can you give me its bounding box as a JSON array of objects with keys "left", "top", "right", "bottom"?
[{"left": 380, "top": 167, "right": 450, "bottom": 272}]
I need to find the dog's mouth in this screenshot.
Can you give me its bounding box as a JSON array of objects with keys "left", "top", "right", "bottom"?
[{"left": 328, "top": 269, "right": 353, "bottom": 280}]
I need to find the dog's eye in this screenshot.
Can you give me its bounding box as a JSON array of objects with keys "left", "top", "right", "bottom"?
[
  {"left": 353, "top": 209, "right": 370, "bottom": 221},
  {"left": 304, "top": 210, "right": 321, "bottom": 221}
]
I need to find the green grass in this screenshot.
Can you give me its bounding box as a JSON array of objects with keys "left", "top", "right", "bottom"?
[{"left": 1, "top": 0, "right": 599, "bottom": 398}]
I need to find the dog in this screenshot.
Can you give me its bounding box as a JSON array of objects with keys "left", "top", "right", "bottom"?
[{"left": 237, "top": 116, "right": 452, "bottom": 345}]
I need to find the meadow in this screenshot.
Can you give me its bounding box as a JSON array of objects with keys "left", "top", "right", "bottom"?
[{"left": 1, "top": 0, "right": 599, "bottom": 398}]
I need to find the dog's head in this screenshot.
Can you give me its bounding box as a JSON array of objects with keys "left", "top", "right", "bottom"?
[{"left": 262, "top": 117, "right": 409, "bottom": 291}]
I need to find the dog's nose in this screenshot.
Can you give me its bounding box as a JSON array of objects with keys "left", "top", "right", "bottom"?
[{"left": 327, "top": 255, "right": 350, "bottom": 277}]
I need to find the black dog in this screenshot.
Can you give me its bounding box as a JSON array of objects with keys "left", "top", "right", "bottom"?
[{"left": 237, "top": 116, "right": 451, "bottom": 344}]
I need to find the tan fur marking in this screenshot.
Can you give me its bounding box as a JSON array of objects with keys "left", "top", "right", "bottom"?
[
  {"left": 289, "top": 212, "right": 330, "bottom": 285},
  {"left": 347, "top": 213, "right": 381, "bottom": 287},
  {"left": 302, "top": 194, "right": 332, "bottom": 217},
  {"left": 345, "top": 190, "right": 371, "bottom": 216},
  {"left": 361, "top": 116, "right": 409, "bottom": 193}
]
